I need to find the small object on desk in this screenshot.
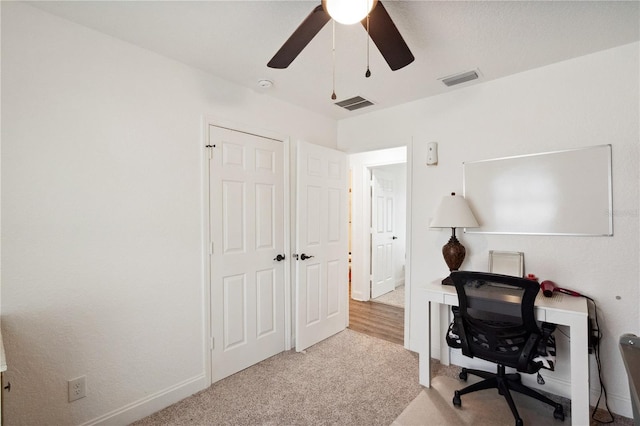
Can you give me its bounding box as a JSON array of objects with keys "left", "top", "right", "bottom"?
[
  {"left": 541, "top": 280, "right": 583, "bottom": 298},
  {"left": 489, "top": 250, "right": 524, "bottom": 277},
  {"left": 541, "top": 280, "right": 557, "bottom": 297},
  {"left": 557, "top": 287, "right": 582, "bottom": 297}
]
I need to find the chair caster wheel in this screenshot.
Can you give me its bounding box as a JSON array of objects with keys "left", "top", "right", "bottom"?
[
  {"left": 515, "top": 419, "right": 523, "bottom": 426},
  {"left": 553, "top": 405, "right": 565, "bottom": 421},
  {"left": 453, "top": 391, "right": 462, "bottom": 407},
  {"left": 459, "top": 369, "right": 468, "bottom": 381}
]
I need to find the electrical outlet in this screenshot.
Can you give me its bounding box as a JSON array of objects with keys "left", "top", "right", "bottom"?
[{"left": 68, "top": 376, "right": 86, "bottom": 402}]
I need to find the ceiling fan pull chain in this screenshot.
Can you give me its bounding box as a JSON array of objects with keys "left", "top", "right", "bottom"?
[
  {"left": 331, "top": 20, "right": 337, "bottom": 100},
  {"left": 365, "top": 13, "right": 371, "bottom": 78}
]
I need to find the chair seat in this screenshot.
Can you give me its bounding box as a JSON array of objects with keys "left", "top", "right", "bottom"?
[{"left": 446, "top": 310, "right": 557, "bottom": 371}]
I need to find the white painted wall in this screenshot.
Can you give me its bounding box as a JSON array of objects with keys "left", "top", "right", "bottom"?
[
  {"left": 338, "top": 43, "right": 639, "bottom": 417},
  {"left": 1, "top": 3, "right": 336, "bottom": 425}
]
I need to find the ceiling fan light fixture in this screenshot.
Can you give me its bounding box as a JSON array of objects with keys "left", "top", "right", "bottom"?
[{"left": 322, "top": 0, "right": 377, "bottom": 25}]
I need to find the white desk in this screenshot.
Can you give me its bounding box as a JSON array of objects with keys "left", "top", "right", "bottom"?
[{"left": 419, "top": 280, "right": 589, "bottom": 426}]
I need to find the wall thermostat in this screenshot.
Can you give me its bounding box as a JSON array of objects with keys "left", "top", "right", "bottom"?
[{"left": 427, "top": 142, "right": 438, "bottom": 165}]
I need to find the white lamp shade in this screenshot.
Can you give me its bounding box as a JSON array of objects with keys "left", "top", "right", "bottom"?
[
  {"left": 430, "top": 193, "right": 479, "bottom": 228},
  {"left": 323, "top": 0, "right": 376, "bottom": 25}
]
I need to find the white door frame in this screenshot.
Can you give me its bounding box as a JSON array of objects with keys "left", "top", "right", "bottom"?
[
  {"left": 348, "top": 142, "right": 413, "bottom": 347},
  {"left": 202, "top": 117, "right": 292, "bottom": 386}
]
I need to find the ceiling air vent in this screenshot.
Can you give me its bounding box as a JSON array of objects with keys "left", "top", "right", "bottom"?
[
  {"left": 440, "top": 70, "right": 480, "bottom": 87},
  {"left": 334, "top": 96, "right": 374, "bottom": 111}
]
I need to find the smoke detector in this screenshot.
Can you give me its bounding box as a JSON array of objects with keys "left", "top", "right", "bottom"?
[{"left": 257, "top": 79, "right": 273, "bottom": 89}]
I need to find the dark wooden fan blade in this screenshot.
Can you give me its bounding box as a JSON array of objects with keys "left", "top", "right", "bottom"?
[
  {"left": 267, "top": 5, "right": 331, "bottom": 69},
  {"left": 362, "top": 1, "right": 414, "bottom": 71}
]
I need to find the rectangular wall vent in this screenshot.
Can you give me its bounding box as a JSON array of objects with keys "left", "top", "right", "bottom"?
[
  {"left": 335, "top": 96, "right": 374, "bottom": 111},
  {"left": 440, "top": 70, "right": 479, "bottom": 87}
]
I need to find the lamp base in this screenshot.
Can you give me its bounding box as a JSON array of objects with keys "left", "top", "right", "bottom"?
[
  {"left": 441, "top": 275, "right": 454, "bottom": 286},
  {"left": 442, "top": 234, "right": 466, "bottom": 271}
]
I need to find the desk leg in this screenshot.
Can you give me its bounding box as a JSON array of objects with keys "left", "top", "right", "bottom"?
[
  {"left": 569, "top": 317, "right": 589, "bottom": 426},
  {"left": 419, "top": 301, "right": 432, "bottom": 387},
  {"left": 440, "top": 304, "right": 450, "bottom": 365}
]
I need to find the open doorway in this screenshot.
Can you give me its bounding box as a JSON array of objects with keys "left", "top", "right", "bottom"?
[
  {"left": 369, "top": 163, "right": 406, "bottom": 307},
  {"left": 347, "top": 146, "right": 409, "bottom": 345}
]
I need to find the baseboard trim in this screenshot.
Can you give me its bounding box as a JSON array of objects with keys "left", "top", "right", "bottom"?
[
  {"left": 351, "top": 290, "right": 367, "bottom": 301},
  {"left": 81, "top": 373, "right": 208, "bottom": 426},
  {"left": 588, "top": 383, "right": 633, "bottom": 419}
]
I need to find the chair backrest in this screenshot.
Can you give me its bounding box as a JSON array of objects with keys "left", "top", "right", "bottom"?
[{"left": 449, "top": 271, "right": 543, "bottom": 373}]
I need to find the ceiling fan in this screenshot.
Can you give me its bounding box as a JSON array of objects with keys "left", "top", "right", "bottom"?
[{"left": 267, "top": 0, "right": 414, "bottom": 72}]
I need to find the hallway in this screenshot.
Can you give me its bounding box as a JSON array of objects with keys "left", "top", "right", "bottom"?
[{"left": 348, "top": 298, "right": 404, "bottom": 345}]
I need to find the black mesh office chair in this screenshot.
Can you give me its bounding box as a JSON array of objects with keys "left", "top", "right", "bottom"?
[{"left": 446, "top": 271, "right": 564, "bottom": 426}]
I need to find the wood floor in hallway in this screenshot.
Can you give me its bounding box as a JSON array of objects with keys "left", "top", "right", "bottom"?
[{"left": 348, "top": 298, "right": 404, "bottom": 345}]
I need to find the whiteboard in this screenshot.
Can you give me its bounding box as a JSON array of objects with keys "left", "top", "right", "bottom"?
[{"left": 463, "top": 145, "right": 612, "bottom": 235}]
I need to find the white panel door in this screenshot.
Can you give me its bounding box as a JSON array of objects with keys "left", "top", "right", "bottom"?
[
  {"left": 295, "top": 141, "right": 348, "bottom": 351},
  {"left": 209, "top": 125, "right": 285, "bottom": 382},
  {"left": 370, "top": 169, "right": 396, "bottom": 298}
]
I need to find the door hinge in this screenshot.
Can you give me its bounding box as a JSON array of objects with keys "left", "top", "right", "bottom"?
[
  {"left": 210, "top": 242, "right": 214, "bottom": 255},
  {"left": 210, "top": 337, "right": 215, "bottom": 350}
]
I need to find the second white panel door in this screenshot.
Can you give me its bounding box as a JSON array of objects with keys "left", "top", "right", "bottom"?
[
  {"left": 295, "top": 141, "right": 348, "bottom": 352},
  {"left": 371, "top": 168, "right": 396, "bottom": 298}
]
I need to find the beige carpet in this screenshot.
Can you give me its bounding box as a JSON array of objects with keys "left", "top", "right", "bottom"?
[
  {"left": 393, "top": 375, "right": 570, "bottom": 426},
  {"left": 132, "top": 329, "right": 421, "bottom": 426},
  {"left": 131, "top": 327, "right": 631, "bottom": 426}
]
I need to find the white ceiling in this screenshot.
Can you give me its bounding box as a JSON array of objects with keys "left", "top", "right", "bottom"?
[{"left": 28, "top": 1, "right": 640, "bottom": 120}]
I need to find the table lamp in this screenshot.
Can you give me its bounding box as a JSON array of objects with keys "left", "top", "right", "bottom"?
[{"left": 430, "top": 193, "right": 479, "bottom": 280}]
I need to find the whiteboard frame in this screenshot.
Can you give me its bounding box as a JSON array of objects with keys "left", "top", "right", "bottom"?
[{"left": 463, "top": 145, "right": 613, "bottom": 236}]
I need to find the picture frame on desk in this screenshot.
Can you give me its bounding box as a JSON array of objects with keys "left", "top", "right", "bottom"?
[{"left": 489, "top": 250, "right": 524, "bottom": 277}]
